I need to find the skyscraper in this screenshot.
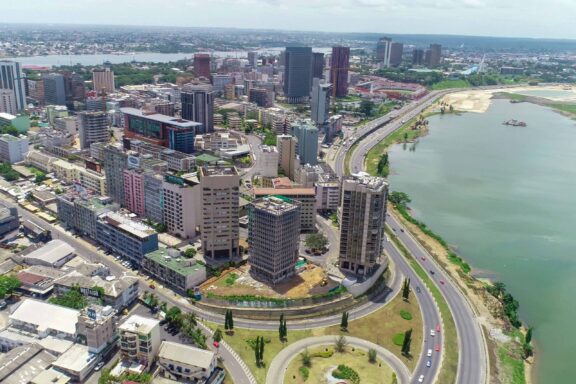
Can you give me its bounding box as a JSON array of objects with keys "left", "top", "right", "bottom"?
[
  {"left": 0, "top": 89, "right": 17, "bottom": 115},
  {"left": 310, "top": 78, "right": 331, "bottom": 126},
  {"left": 181, "top": 84, "right": 214, "bottom": 134},
  {"left": 412, "top": 49, "right": 425, "bottom": 66},
  {"left": 92, "top": 67, "right": 115, "bottom": 94},
  {"left": 103, "top": 144, "right": 128, "bottom": 206},
  {"left": 123, "top": 168, "right": 146, "bottom": 216},
  {"left": 247, "top": 51, "right": 257, "bottom": 67},
  {"left": 291, "top": 120, "right": 318, "bottom": 166},
  {"left": 312, "top": 52, "right": 325, "bottom": 79},
  {"left": 376, "top": 37, "right": 392, "bottom": 67},
  {"left": 0, "top": 61, "right": 26, "bottom": 113},
  {"left": 43, "top": 73, "right": 66, "bottom": 105},
  {"left": 338, "top": 174, "right": 388, "bottom": 277},
  {"left": 277, "top": 134, "right": 296, "bottom": 180},
  {"left": 427, "top": 44, "right": 442, "bottom": 67},
  {"left": 200, "top": 165, "right": 240, "bottom": 262},
  {"left": 78, "top": 111, "right": 109, "bottom": 150},
  {"left": 248, "top": 196, "right": 300, "bottom": 284},
  {"left": 193, "top": 54, "right": 211, "bottom": 79},
  {"left": 390, "top": 43, "right": 404, "bottom": 67},
  {"left": 283, "top": 47, "right": 313, "bottom": 104},
  {"left": 330, "top": 46, "right": 350, "bottom": 98}
]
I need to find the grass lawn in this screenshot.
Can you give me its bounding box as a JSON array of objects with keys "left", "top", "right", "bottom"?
[
  {"left": 430, "top": 79, "right": 470, "bottom": 90},
  {"left": 284, "top": 346, "right": 395, "bottom": 384},
  {"left": 499, "top": 92, "right": 527, "bottom": 102},
  {"left": 386, "top": 226, "right": 459, "bottom": 384},
  {"left": 321, "top": 290, "right": 423, "bottom": 371},
  {"left": 551, "top": 103, "right": 576, "bottom": 116},
  {"left": 498, "top": 346, "right": 526, "bottom": 384}
]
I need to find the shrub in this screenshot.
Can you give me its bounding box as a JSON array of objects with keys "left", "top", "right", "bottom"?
[
  {"left": 393, "top": 333, "right": 405, "bottom": 346},
  {"left": 332, "top": 365, "right": 360, "bottom": 384},
  {"left": 400, "top": 310, "right": 413, "bottom": 320},
  {"left": 299, "top": 366, "right": 309, "bottom": 381},
  {"left": 368, "top": 348, "right": 377, "bottom": 363},
  {"left": 311, "top": 350, "right": 334, "bottom": 358}
]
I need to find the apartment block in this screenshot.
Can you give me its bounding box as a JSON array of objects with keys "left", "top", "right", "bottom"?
[
  {"left": 123, "top": 168, "right": 146, "bottom": 216},
  {"left": 118, "top": 315, "right": 161, "bottom": 370},
  {"left": 162, "top": 174, "right": 200, "bottom": 239}
]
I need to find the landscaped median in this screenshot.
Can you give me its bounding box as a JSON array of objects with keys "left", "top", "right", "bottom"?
[{"left": 205, "top": 288, "right": 422, "bottom": 384}]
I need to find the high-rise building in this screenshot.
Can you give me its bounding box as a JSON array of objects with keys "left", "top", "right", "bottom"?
[
  {"left": 412, "top": 49, "right": 425, "bottom": 66},
  {"left": 0, "top": 89, "right": 17, "bottom": 115},
  {"left": 0, "top": 61, "right": 26, "bottom": 112},
  {"left": 103, "top": 144, "right": 128, "bottom": 206},
  {"left": 390, "top": 42, "right": 404, "bottom": 67},
  {"left": 338, "top": 174, "right": 388, "bottom": 277},
  {"left": 180, "top": 84, "right": 214, "bottom": 134},
  {"left": 248, "top": 196, "right": 300, "bottom": 284},
  {"left": 212, "top": 74, "right": 233, "bottom": 95},
  {"left": 283, "top": 47, "right": 313, "bottom": 104},
  {"left": 92, "top": 67, "right": 115, "bottom": 94},
  {"left": 162, "top": 174, "right": 200, "bottom": 239},
  {"left": 43, "top": 73, "right": 66, "bottom": 105},
  {"left": 376, "top": 37, "right": 392, "bottom": 67},
  {"left": 247, "top": 51, "right": 257, "bottom": 67},
  {"left": 312, "top": 52, "right": 325, "bottom": 79},
  {"left": 330, "top": 46, "right": 350, "bottom": 98},
  {"left": 310, "top": 78, "right": 331, "bottom": 126},
  {"left": 276, "top": 134, "right": 296, "bottom": 180},
  {"left": 292, "top": 120, "right": 318, "bottom": 166},
  {"left": 144, "top": 172, "right": 164, "bottom": 224},
  {"left": 0, "top": 134, "right": 28, "bottom": 163},
  {"left": 193, "top": 54, "right": 211, "bottom": 79},
  {"left": 199, "top": 165, "right": 240, "bottom": 262},
  {"left": 77, "top": 111, "right": 109, "bottom": 150},
  {"left": 123, "top": 168, "right": 146, "bottom": 216},
  {"left": 427, "top": 44, "right": 442, "bottom": 67},
  {"left": 248, "top": 88, "right": 273, "bottom": 108}
]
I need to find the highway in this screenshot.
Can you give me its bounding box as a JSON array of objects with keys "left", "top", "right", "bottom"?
[{"left": 335, "top": 90, "right": 488, "bottom": 384}]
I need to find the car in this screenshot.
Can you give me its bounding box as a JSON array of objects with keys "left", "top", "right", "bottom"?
[
  {"left": 400, "top": 228, "right": 405, "bottom": 232},
  {"left": 427, "top": 349, "right": 432, "bottom": 357},
  {"left": 426, "top": 360, "right": 432, "bottom": 368},
  {"left": 421, "top": 257, "right": 426, "bottom": 261},
  {"left": 94, "top": 361, "right": 105, "bottom": 371},
  {"left": 418, "top": 374, "right": 424, "bottom": 382},
  {"left": 429, "top": 270, "right": 435, "bottom": 275},
  {"left": 440, "top": 280, "right": 445, "bottom": 285},
  {"left": 430, "top": 329, "right": 435, "bottom": 337},
  {"left": 416, "top": 286, "right": 421, "bottom": 293},
  {"left": 436, "top": 324, "right": 441, "bottom": 332},
  {"left": 435, "top": 344, "right": 440, "bottom": 352}
]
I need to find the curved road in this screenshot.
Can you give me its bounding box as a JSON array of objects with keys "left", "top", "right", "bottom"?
[
  {"left": 340, "top": 90, "right": 488, "bottom": 384},
  {"left": 266, "top": 336, "right": 412, "bottom": 384}
]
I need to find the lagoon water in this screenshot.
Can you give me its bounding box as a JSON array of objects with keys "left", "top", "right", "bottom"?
[{"left": 388, "top": 99, "right": 576, "bottom": 384}]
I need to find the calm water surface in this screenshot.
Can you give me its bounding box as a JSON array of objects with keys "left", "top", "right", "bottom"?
[{"left": 388, "top": 99, "right": 576, "bottom": 384}]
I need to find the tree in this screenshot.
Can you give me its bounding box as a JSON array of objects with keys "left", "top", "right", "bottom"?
[
  {"left": 49, "top": 284, "right": 86, "bottom": 309},
  {"left": 359, "top": 100, "right": 375, "bottom": 116},
  {"left": 213, "top": 328, "right": 223, "bottom": 342},
  {"left": 279, "top": 314, "right": 287, "bottom": 341},
  {"left": 159, "top": 301, "right": 167, "bottom": 312},
  {"left": 491, "top": 282, "right": 506, "bottom": 299},
  {"left": 166, "top": 306, "right": 182, "bottom": 326},
  {"left": 340, "top": 311, "right": 349, "bottom": 331},
  {"left": 301, "top": 348, "right": 312, "bottom": 367},
  {"left": 183, "top": 312, "right": 197, "bottom": 328},
  {"left": 401, "top": 329, "right": 413, "bottom": 356},
  {"left": 182, "top": 248, "right": 197, "bottom": 258},
  {"left": 525, "top": 327, "right": 533, "bottom": 345},
  {"left": 259, "top": 335, "right": 265, "bottom": 365},
  {"left": 377, "top": 153, "right": 389, "bottom": 177},
  {"left": 225, "top": 309, "right": 235, "bottom": 333},
  {"left": 254, "top": 336, "right": 260, "bottom": 366},
  {"left": 0, "top": 275, "right": 21, "bottom": 299},
  {"left": 402, "top": 278, "right": 411, "bottom": 302},
  {"left": 388, "top": 191, "right": 411, "bottom": 209},
  {"left": 368, "top": 348, "right": 377, "bottom": 363},
  {"left": 304, "top": 233, "right": 328, "bottom": 252},
  {"left": 1, "top": 125, "right": 19, "bottom": 136},
  {"left": 335, "top": 335, "right": 347, "bottom": 353}
]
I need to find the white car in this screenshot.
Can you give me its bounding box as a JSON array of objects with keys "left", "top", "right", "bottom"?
[
  {"left": 418, "top": 374, "right": 425, "bottom": 383},
  {"left": 430, "top": 329, "right": 436, "bottom": 337},
  {"left": 427, "top": 349, "right": 432, "bottom": 357},
  {"left": 426, "top": 360, "right": 432, "bottom": 368}
]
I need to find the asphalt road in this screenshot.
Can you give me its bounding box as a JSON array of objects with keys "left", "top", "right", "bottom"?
[{"left": 266, "top": 335, "right": 412, "bottom": 384}]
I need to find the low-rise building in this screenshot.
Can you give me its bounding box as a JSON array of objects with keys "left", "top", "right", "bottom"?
[
  {"left": 142, "top": 248, "right": 207, "bottom": 293},
  {"left": 56, "top": 192, "right": 117, "bottom": 239},
  {"left": 0, "top": 200, "right": 19, "bottom": 237},
  {"left": 0, "top": 134, "right": 28, "bottom": 163},
  {"left": 51, "top": 343, "right": 97, "bottom": 381},
  {"left": 157, "top": 341, "right": 221, "bottom": 383},
  {"left": 118, "top": 315, "right": 161, "bottom": 371},
  {"left": 0, "top": 344, "right": 59, "bottom": 383},
  {"left": 19, "top": 239, "right": 76, "bottom": 268}
]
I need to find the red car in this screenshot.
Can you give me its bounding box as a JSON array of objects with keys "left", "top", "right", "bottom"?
[
  {"left": 421, "top": 257, "right": 426, "bottom": 261},
  {"left": 435, "top": 344, "right": 441, "bottom": 352},
  {"left": 440, "top": 280, "right": 445, "bottom": 285},
  {"left": 213, "top": 341, "right": 220, "bottom": 348},
  {"left": 436, "top": 324, "right": 441, "bottom": 333}
]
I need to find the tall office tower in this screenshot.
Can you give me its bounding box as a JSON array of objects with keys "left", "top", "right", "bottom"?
[
  {"left": 277, "top": 134, "right": 297, "bottom": 180},
  {"left": 283, "top": 47, "right": 313, "bottom": 104},
  {"left": 0, "top": 61, "right": 26, "bottom": 112},
  {"left": 193, "top": 54, "right": 211, "bottom": 79},
  {"left": 248, "top": 51, "right": 258, "bottom": 67},
  {"left": 181, "top": 84, "right": 214, "bottom": 134},
  {"left": 427, "top": 44, "right": 442, "bottom": 67},
  {"left": 312, "top": 52, "right": 325, "bottom": 79},
  {"left": 310, "top": 78, "right": 331, "bottom": 126},
  {"left": 92, "top": 67, "right": 115, "bottom": 94},
  {"left": 78, "top": 111, "right": 109, "bottom": 150},
  {"left": 123, "top": 168, "right": 146, "bottom": 216},
  {"left": 0, "top": 89, "right": 17, "bottom": 115},
  {"left": 248, "top": 88, "right": 273, "bottom": 108},
  {"left": 376, "top": 37, "right": 392, "bottom": 67},
  {"left": 412, "top": 49, "right": 425, "bottom": 65},
  {"left": 248, "top": 196, "right": 300, "bottom": 284},
  {"left": 43, "top": 73, "right": 67, "bottom": 105},
  {"left": 390, "top": 42, "right": 404, "bottom": 67},
  {"left": 199, "top": 165, "right": 240, "bottom": 262},
  {"left": 330, "top": 46, "right": 350, "bottom": 98},
  {"left": 338, "top": 174, "right": 388, "bottom": 277},
  {"left": 291, "top": 120, "right": 319, "bottom": 166},
  {"left": 103, "top": 144, "right": 128, "bottom": 206}
]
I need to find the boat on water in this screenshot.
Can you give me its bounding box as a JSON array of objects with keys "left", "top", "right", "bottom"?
[{"left": 502, "top": 119, "right": 527, "bottom": 127}]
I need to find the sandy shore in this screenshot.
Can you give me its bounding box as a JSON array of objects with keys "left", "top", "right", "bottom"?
[{"left": 440, "top": 85, "right": 576, "bottom": 114}]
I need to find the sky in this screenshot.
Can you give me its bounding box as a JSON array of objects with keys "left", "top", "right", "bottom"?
[{"left": 2, "top": 0, "right": 576, "bottom": 39}]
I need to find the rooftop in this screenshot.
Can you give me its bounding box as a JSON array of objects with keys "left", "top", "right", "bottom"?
[
  {"left": 100, "top": 211, "right": 156, "bottom": 239},
  {"left": 121, "top": 107, "right": 201, "bottom": 129},
  {"left": 254, "top": 187, "right": 315, "bottom": 196},
  {"left": 22, "top": 239, "right": 75, "bottom": 265},
  {"left": 119, "top": 314, "right": 160, "bottom": 334},
  {"left": 200, "top": 165, "right": 238, "bottom": 177},
  {"left": 145, "top": 249, "right": 206, "bottom": 276},
  {"left": 0, "top": 344, "right": 57, "bottom": 384},
  {"left": 10, "top": 299, "right": 79, "bottom": 336},
  {"left": 347, "top": 172, "right": 388, "bottom": 192},
  {"left": 55, "top": 273, "right": 138, "bottom": 299},
  {"left": 252, "top": 196, "right": 299, "bottom": 214},
  {"left": 158, "top": 341, "right": 215, "bottom": 369},
  {"left": 52, "top": 344, "right": 96, "bottom": 374}
]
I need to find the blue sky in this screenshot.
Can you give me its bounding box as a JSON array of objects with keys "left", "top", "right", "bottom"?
[{"left": 2, "top": 0, "right": 575, "bottom": 39}]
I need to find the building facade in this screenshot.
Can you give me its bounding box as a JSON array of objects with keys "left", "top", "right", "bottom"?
[
  {"left": 103, "top": 144, "right": 128, "bottom": 206},
  {"left": 376, "top": 37, "right": 392, "bottom": 67},
  {"left": 292, "top": 120, "right": 318, "bottom": 166},
  {"left": 310, "top": 78, "right": 331, "bottom": 126},
  {"left": 193, "top": 54, "right": 211, "bottom": 79},
  {"left": 0, "top": 134, "right": 28, "bottom": 163},
  {"left": 162, "top": 175, "right": 200, "bottom": 239},
  {"left": 283, "top": 47, "right": 313, "bottom": 104},
  {"left": 78, "top": 111, "right": 108, "bottom": 150},
  {"left": 180, "top": 84, "right": 214, "bottom": 134},
  {"left": 118, "top": 315, "right": 161, "bottom": 370},
  {"left": 330, "top": 46, "right": 350, "bottom": 98},
  {"left": 390, "top": 42, "right": 404, "bottom": 67},
  {"left": 0, "top": 61, "right": 26, "bottom": 112},
  {"left": 92, "top": 68, "right": 115, "bottom": 94},
  {"left": 253, "top": 187, "right": 315, "bottom": 232},
  {"left": 276, "top": 134, "right": 296, "bottom": 180}
]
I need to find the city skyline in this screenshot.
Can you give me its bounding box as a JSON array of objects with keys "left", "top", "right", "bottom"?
[{"left": 1, "top": 0, "right": 575, "bottom": 39}]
